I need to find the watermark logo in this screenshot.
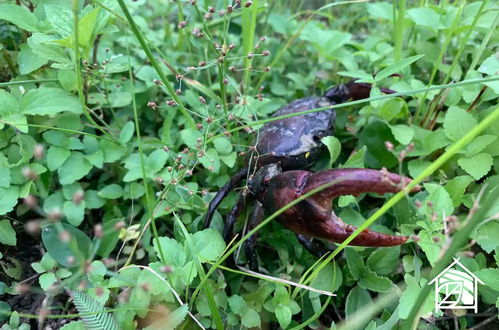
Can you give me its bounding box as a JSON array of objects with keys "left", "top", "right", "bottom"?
[{"left": 428, "top": 258, "right": 484, "bottom": 313}]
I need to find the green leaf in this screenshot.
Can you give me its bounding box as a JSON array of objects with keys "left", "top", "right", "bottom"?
[
  {"left": 321, "top": 136, "right": 341, "bottom": 167},
  {"left": 0, "top": 186, "right": 19, "bottom": 215},
  {"left": 464, "top": 135, "right": 497, "bottom": 156},
  {"left": 60, "top": 321, "right": 85, "bottom": 330},
  {"left": 358, "top": 270, "right": 394, "bottom": 292},
  {"left": 475, "top": 268, "right": 499, "bottom": 291},
  {"left": 119, "top": 121, "right": 135, "bottom": 144},
  {"left": 42, "top": 223, "right": 92, "bottom": 267},
  {"left": 153, "top": 237, "right": 186, "bottom": 267},
  {"left": 345, "top": 286, "right": 372, "bottom": 324},
  {"left": 47, "top": 146, "right": 71, "bottom": 171},
  {"left": 375, "top": 55, "right": 424, "bottom": 81},
  {"left": 58, "top": 70, "right": 77, "bottom": 92},
  {"left": 39, "top": 272, "right": 57, "bottom": 291},
  {"left": 27, "top": 33, "right": 70, "bottom": 64},
  {"left": 58, "top": 153, "right": 93, "bottom": 185},
  {"left": 399, "top": 275, "right": 433, "bottom": 319},
  {"left": 228, "top": 295, "right": 246, "bottom": 315},
  {"left": 98, "top": 184, "right": 123, "bottom": 199},
  {"left": 0, "top": 4, "right": 39, "bottom": 31},
  {"left": 191, "top": 229, "right": 226, "bottom": 262},
  {"left": 18, "top": 44, "right": 47, "bottom": 74},
  {"left": 444, "top": 175, "right": 473, "bottom": 207},
  {"left": 407, "top": 7, "right": 441, "bottom": 30},
  {"left": 20, "top": 88, "right": 82, "bottom": 116},
  {"left": 443, "top": 106, "right": 477, "bottom": 142},
  {"left": 390, "top": 124, "right": 414, "bottom": 145},
  {"left": 77, "top": 8, "right": 100, "bottom": 47},
  {"left": 341, "top": 146, "right": 366, "bottom": 168},
  {"left": 478, "top": 53, "right": 499, "bottom": 75},
  {"left": 345, "top": 248, "right": 366, "bottom": 280},
  {"left": 213, "top": 137, "right": 233, "bottom": 154},
  {"left": 241, "top": 308, "right": 261, "bottom": 328},
  {"left": 44, "top": 5, "right": 73, "bottom": 37},
  {"left": 458, "top": 153, "right": 493, "bottom": 180},
  {"left": 275, "top": 304, "right": 292, "bottom": 329},
  {"left": 475, "top": 222, "right": 499, "bottom": 253},
  {"left": 366, "top": 246, "right": 400, "bottom": 276},
  {"left": 0, "top": 165, "right": 11, "bottom": 188},
  {"left": 0, "top": 220, "right": 16, "bottom": 246},
  {"left": 63, "top": 201, "right": 86, "bottom": 226}
]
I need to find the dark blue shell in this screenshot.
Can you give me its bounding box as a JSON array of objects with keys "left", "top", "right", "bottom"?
[{"left": 255, "top": 96, "right": 335, "bottom": 167}]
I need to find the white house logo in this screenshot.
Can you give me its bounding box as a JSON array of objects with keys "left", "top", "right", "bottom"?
[{"left": 428, "top": 258, "right": 484, "bottom": 312}]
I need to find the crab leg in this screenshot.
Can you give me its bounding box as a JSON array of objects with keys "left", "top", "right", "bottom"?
[{"left": 259, "top": 168, "right": 418, "bottom": 247}]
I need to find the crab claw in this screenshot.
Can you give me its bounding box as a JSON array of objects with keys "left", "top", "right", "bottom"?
[{"left": 256, "top": 167, "right": 419, "bottom": 247}]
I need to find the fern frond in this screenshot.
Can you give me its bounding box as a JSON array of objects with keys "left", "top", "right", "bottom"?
[{"left": 68, "top": 289, "right": 118, "bottom": 330}]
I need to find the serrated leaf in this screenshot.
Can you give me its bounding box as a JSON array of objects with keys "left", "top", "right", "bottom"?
[
  {"left": 213, "top": 137, "right": 233, "bottom": 154},
  {"left": 359, "top": 270, "right": 394, "bottom": 292},
  {"left": 457, "top": 153, "right": 493, "bottom": 180},
  {"left": 475, "top": 221, "right": 499, "bottom": 253},
  {"left": 345, "top": 286, "right": 372, "bottom": 324},
  {"left": 153, "top": 237, "right": 186, "bottom": 267},
  {"left": 44, "top": 5, "right": 72, "bottom": 37},
  {"left": 0, "top": 186, "right": 19, "bottom": 215},
  {"left": 444, "top": 175, "right": 473, "bottom": 207},
  {"left": 191, "top": 229, "right": 226, "bottom": 262},
  {"left": 443, "top": 106, "right": 477, "bottom": 142}
]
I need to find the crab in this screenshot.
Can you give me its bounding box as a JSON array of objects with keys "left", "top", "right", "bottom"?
[{"left": 204, "top": 81, "right": 417, "bottom": 270}]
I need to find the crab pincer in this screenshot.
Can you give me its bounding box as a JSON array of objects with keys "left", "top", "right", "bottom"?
[{"left": 250, "top": 165, "right": 419, "bottom": 247}]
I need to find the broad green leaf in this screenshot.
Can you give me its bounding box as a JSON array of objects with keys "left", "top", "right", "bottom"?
[
  {"left": 478, "top": 53, "right": 499, "bottom": 75},
  {"left": 63, "top": 201, "right": 86, "bottom": 226},
  {"left": 475, "top": 222, "right": 499, "bottom": 253},
  {"left": 228, "top": 295, "right": 246, "bottom": 315},
  {"left": 399, "top": 275, "right": 433, "bottom": 319},
  {"left": 475, "top": 268, "right": 499, "bottom": 291},
  {"left": 359, "top": 270, "right": 394, "bottom": 293},
  {"left": 0, "top": 186, "right": 19, "bottom": 215},
  {"left": 44, "top": 5, "right": 73, "bottom": 37},
  {"left": 458, "top": 153, "right": 493, "bottom": 180},
  {"left": 444, "top": 175, "right": 473, "bottom": 207},
  {"left": 241, "top": 308, "right": 261, "bottom": 328},
  {"left": 464, "top": 135, "right": 497, "bottom": 156},
  {"left": 321, "top": 136, "right": 341, "bottom": 167},
  {"left": 39, "top": 272, "right": 57, "bottom": 291},
  {"left": 423, "top": 183, "right": 454, "bottom": 219},
  {"left": 213, "top": 137, "right": 233, "bottom": 154},
  {"left": 275, "top": 305, "right": 292, "bottom": 329},
  {"left": 366, "top": 246, "right": 400, "bottom": 276},
  {"left": 407, "top": 7, "right": 441, "bottom": 30},
  {"left": 47, "top": 146, "right": 71, "bottom": 171},
  {"left": 18, "top": 44, "right": 47, "bottom": 74},
  {"left": 58, "top": 70, "right": 77, "bottom": 92},
  {"left": 77, "top": 8, "right": 100, "bottom": 47},
  {"left": 443, "top": 106, "right": 477, "bottom": 141},
  {"left": 98, "top": 184, "right": 123, "bottom": 199},
  {"left": 27, "top": 33, "right": 70, "bottom": 64},
  {"left": 390, "top": 124, "right": 414, "bottom": 145},
  {"left": 345, "top": 286, "right": 372, "bottom": 324},
  {"left": 341, "top": 146, "right": 366, "bottom": 168},
  {"left": 0, "top": 4, "right": 38, "bottom": 31},
  {"left": 345, "top": 248, "right": 366, "bottom": 280},
  {"left": 42, "top": 223, "right": 92, "bottom": 267},
  {"left": 20, "top": 88, "right": 82, "bottom": 116},
  {"left": 191, "top": 229, "right": 226, "bottom": 262},
  {"left": 0, "top": 220, "right": 16, "bottom": 246},
  {"left": 375, "top": 55, "right": 424, "bottom": 81},
  {"left": 0, "top": 165, "right": 11, "bottom": 188},
  {"left": 119, "top": 121, "right": 135, "bottom": 144},
  {"left": 58, "top": 153, "right": 93, "bottom": 185},
  {"left": 153, "top": 237, "right": 186, "bottom": 267}
]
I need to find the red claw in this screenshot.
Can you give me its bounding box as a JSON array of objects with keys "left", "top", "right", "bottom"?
[{"left": 259, "top": 168, "right": 418, "bottom": 247}]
